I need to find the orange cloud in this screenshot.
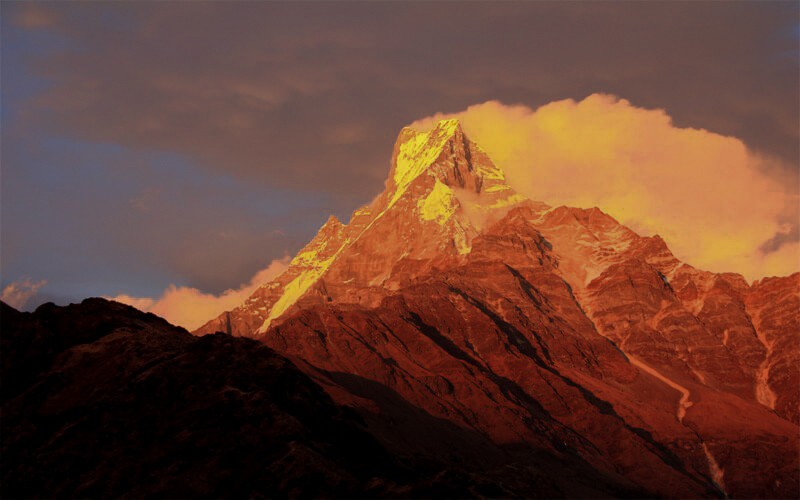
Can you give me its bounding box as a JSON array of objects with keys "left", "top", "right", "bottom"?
[
  {"left": 412, "top": 95, "right": 798, "bottom": 281},
  {"left": 1, "top": 279, "right": 47, "bottom": 310},
  {"left": 110, "top": 257, "right": 289, "bottom": 330}
]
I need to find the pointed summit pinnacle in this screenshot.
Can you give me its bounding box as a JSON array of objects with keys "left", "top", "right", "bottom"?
[
  {"left": 387, "top": 119, "right": 473, "bottom": 205},
  {"left": 386, "top": 117, "right": 509, "bottom": 210},
  {"left": 431, "top": 117, "right": 463, "bottom": 135},
  {"left": 196, "top": 118, "right": 528, "bottom": 338}
]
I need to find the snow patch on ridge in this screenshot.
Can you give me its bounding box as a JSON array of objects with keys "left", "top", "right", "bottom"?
[
  {"left": 416, "top": 180, "right": 472, "bottom": 254},
  {"left": 390, "top": 119, "right": 460, "bottom": 207},
  {"left": 702, "top": 443, "right": 727, "bottom": 495},
  {"left": 418, "top": 179, "right": 456, "bottom": 225},
  {"left": 257, "top": 238, "right": 350, "bottom": 333},
  {"left": 484, "top": 184, "right": 511, "bottom": 193}
]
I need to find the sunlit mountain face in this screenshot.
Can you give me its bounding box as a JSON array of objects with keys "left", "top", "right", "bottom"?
[
  {"left": 5, "top": 119, "right": 797, "bottom": 498},
  {"left": 192, "top": 119, "right": 799, "bottom": 498},
  {"left": 3, "top": 3, "right": 799, "bottom": 499}
]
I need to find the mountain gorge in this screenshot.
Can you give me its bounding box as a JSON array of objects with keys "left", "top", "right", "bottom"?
[{"left": 3, "top": 119, "right": 797, "bottom": 498}]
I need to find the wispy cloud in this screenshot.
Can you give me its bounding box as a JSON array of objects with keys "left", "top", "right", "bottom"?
[{"left": 1, "top": 279, "right": 47, "bottom": 310}]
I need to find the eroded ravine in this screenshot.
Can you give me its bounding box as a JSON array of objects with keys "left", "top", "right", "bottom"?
[
  {"left": 627, "top": 355, "right": 693, "bottom": 423},
  {"left": 626, "top": 355, "right": 727, "bottom": 496}
]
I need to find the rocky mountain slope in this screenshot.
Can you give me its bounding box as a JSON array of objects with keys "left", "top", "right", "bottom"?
[
  {"left": 5, "top": 299, "right": 649, "bottom": 498},
  {"left": 0, "top": 299, "right": 676, "bottom": 498},
  {"left": 2, "top": 300, "right": 403, "bottom": 497},
  {"left": 196, "top": 119, "right": 800, "bottom": 498}
]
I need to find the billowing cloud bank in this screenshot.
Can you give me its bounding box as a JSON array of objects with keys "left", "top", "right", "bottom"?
[
  {"left": 110, "top": 257, "right": 289, "bottom": 330},
  {"left": 412, "top": 95, "right": 798, "bottom": 281}
]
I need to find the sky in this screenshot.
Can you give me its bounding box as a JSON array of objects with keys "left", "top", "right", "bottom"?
[{"left": 2, "top": 2, "right": 798, "bottom": 324}]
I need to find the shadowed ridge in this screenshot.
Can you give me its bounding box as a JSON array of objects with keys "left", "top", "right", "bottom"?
[{"left": 1, "top": 299, "right": 457, "bottom": 498}]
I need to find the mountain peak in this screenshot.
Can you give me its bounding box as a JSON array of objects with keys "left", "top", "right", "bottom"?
[
  {"left": 199, "top": 119, "right": 526, "bottom": 335},
  {"left": 431, "top": 117, "right": 463, "bottom": 134},
  {"left": 398, "top": 117, "right": 463, "bottom": 138},
  {"left": 387, "top": 117, "right": 508, "bottom": 209},
  {"left": 322, "top": 214, "right": 343, "bottom": 229},
  {"left": 388, "top": 118, "right": 466, "bottom": 204}
]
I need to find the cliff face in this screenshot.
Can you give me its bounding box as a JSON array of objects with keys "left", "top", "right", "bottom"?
[{"left": 745, "top": 274, "right": 800, "bottom": 424}]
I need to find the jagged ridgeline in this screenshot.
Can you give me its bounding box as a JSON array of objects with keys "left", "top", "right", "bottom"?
[
  {"left": 197, "top": 119, "right": 534, "bottom": 336},
  {"left": 191, "top": 119, "right": 798, "bottom": 498}
]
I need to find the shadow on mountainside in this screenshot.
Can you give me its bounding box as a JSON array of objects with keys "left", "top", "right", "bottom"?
[
  {"left": 1, "top": 299, "right": 415, "bottom": 498},
  {"left": 322, "top": 370, "right": 650, "bottom": 499},
  {"left": 1, "top": 298, "right": 644, "bottom": 498}
]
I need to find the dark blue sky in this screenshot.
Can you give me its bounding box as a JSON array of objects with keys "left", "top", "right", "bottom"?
[{"left": 2, "top": 1, "right": 798, "bottom": 308}]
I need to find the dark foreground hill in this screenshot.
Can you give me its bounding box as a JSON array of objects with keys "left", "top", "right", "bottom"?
[{"left": 2, "top": 299, "right": 644, "bottom": 499}]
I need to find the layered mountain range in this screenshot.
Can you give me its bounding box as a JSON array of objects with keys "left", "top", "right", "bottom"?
[{"left": 195, "top": 119, "right": 799, "bottom": 498}]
